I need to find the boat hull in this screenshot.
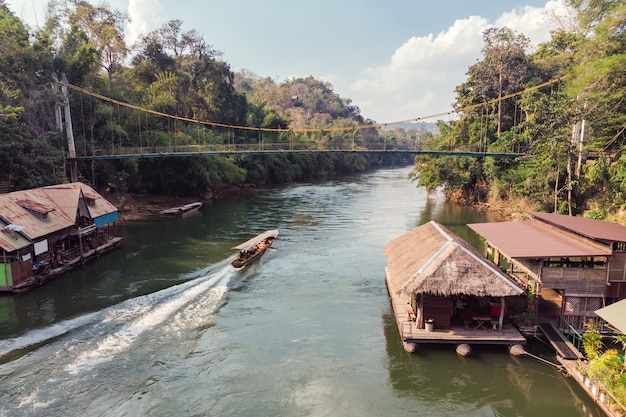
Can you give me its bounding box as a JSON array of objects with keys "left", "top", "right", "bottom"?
[
  {"left": 231, "top": 247, "right": 270, "bottom": 269},
  {"left": 159, "top": 202, "right": 202, "bottom": 217}
]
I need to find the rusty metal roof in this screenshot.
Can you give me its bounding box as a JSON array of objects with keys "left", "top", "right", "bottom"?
[
  {"left": 0, "top": 220, "right": 31, "bottom": 252},
  {"left": 468, "top": 220, "right": 612, "bottom": 259},
  {"left": 527, "top": 211, "right": 626, "bottom": 243},
  {"left": 0, "top": 183, "right": 118, "bottom": 250},
  {"left": 0, "top": 189, "right": 75, "bottom": 241},
  {"left": 41, "top": 183, "right": 117, "bottom": 220},
  {"left": 77, "top": 183, "right": 117, "bottom": 219},
  {"left": 40, "top": 184, "right": 81, "bottom": 221},
  {"left": 16, "top": 199, "right": 56, "bottom": 214}
]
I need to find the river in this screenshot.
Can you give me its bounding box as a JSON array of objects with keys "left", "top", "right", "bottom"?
[{"left": 0, "top": 166, "right": 603, "bottom": 416}]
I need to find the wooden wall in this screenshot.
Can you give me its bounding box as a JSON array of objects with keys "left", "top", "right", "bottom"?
[
  {"left": 423, "top": 295, "right": 451, "bottom": 330},
  {"left": 541, "top": 267, "right": 606, "bottom": 296}
]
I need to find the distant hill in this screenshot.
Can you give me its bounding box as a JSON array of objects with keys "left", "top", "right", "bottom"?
[{"left": 380, "top": 121, "right": 439, "bottom": 134}]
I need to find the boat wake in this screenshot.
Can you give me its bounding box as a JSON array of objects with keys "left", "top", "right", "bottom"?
[
  {"left": 66, "top": 265, "right": 232, "bottom": 374},
  {"left": 0, "top": 263, "right": 234, "bottom": 372}
]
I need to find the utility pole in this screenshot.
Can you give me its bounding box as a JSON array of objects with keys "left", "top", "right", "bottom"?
[
  {"left": 576, "top": 118, "right": 586, "bottom": 179},
  {"left": 53, "top": 73, "right": 78, "bottom": 182}
]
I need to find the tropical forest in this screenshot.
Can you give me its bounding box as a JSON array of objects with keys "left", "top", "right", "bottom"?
[{"left": 0, "top": 0, "right": 625, "bottom": 222}]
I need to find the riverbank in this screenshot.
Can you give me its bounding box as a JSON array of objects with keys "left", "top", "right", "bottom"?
[{"left": 104, "top": 193, "right": 206, "bottom": 222}]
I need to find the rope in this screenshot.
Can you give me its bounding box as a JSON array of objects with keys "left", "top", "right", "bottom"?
[
  {"left": 522, "top": 349, "right": 567, "bottom": 372},
  {"left": 58, "top": 74, "right": 572, "bottom": 135}
]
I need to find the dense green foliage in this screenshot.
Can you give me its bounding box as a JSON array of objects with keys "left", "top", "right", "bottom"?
[
  {"left": 0, "top": 0, "right": 405, "bottom": 196},
  {"left": 0, "top": 0, "right": 624, "bottom": 213},
  {"left": 410, "top": 0, "right": 626, "bottom": 219},
  {"left": 582, "top": 322, "right": 626, "bottom": 409}
]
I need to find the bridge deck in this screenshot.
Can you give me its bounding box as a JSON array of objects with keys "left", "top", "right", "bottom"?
[{"left": 65, "top": 144, "right": 524, "bottom": 161}]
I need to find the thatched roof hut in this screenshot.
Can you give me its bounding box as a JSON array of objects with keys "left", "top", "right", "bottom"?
[{"left": 384, "top": 221, "right": 523, "bottom": 298}]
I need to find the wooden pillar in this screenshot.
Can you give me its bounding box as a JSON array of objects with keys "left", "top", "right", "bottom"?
[
  {"left": 418, "top": 293, "right": 424, "bottom": 329},
  {"left": 499, "top": 296, "right": 505, "bottom": 330},
  {"left": 77, "top": 227, "right": 84, "bottom": 262}
]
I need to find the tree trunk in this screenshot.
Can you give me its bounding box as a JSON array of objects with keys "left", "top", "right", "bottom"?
[{"left": 554, "top": 168, "right": 559, "bottom": 214}]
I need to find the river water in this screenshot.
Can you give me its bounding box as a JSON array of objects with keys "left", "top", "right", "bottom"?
[{"left": 0, "top": 166, "right": 602, "bottom": 417}]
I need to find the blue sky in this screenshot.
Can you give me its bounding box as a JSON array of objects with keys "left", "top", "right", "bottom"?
[{"left": 6, "top": 0, "right": 571, "bottom": 123}]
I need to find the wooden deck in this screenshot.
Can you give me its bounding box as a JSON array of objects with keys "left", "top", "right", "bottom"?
[
  {"left": 386, "top": 272, "right": 527, "bottom": 349},
  {"left": 12, "top": 237, "right": 123, "bottom": 291},
  {"left": 399, "top": 322, "right": 527, "bottom": 345}
]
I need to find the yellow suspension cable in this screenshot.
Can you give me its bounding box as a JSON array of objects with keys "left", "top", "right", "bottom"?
[{"left": 59, "top": 74, "right": 572, "bottom": 134}]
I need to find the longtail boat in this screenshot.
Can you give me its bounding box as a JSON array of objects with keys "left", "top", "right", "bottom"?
[
  {"left": 231, "top": 230, "right": 279, "bottom": 270},
  {"left": 159, "top": 202, "right": 202, "bottom": 218}
]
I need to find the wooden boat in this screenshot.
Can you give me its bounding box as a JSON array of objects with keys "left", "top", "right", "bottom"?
[
  {"left": 231, "top": 230, "right": 279, "bottom": 269},
  {"left": 159, "top": 202, "right": 202, "bottom": 218}
]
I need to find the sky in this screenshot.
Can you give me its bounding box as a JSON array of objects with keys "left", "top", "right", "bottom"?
[{"left": 6, "top": 0, "right": 573, "bottom": 124}]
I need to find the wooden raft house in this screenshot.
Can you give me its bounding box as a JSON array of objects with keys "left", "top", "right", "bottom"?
[
  {"left": 0, "top": 182, "right": 122, "bottom": 292},
  {"left": 384, "top": 221, "right": 527, "bottom": 355}
]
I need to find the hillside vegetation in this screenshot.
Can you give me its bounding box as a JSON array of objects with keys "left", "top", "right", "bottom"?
[
  {"left": 411, "top": 3, "right": 626, "bottom": 221},
  {"left": 0, "top": 0, "right": 625, "bottom": 221}
]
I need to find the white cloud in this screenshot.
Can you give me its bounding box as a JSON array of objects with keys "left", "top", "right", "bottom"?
[
  {"left": 350, "top": 1, "right": 567, "bottom": 123},
  {"left": 495, "top": 0, "right": 572, "bottom": 48},
  {"left": 126, "top": 0, "right": 165, "bottom": 44}
]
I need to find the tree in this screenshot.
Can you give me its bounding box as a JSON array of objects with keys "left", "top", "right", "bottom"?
[
  {"left": 459, "top": 28, "right": 532, "bottom": 137},
  {"left": 0, "top": 2, "right": 34, "bottom": 104},
  {"left": 60, "top": 0, "right": 129, "bottom": 84}
]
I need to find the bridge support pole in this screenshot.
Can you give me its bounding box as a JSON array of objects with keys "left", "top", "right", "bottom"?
[{"left": 54, "top": 73, "right": 78, "bottom": 183}]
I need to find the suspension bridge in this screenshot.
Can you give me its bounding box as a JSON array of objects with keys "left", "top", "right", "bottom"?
[{"left": 58, "top": 76, "right": 568, "bottom": 163}]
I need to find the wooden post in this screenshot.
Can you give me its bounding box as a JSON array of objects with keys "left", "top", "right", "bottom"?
[
  {"left": 418, "top": 293, "right": 424, "bottom": 329},
  {"left": 499, "top": 296, "right": 505, "bottom": 330},
  {"left": 57, "top": 74, "right": 78, "bottom": 183}
]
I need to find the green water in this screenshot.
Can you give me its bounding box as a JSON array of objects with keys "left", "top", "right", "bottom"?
[{"left": 0, "top": 166, "right": 602, "bottom": 416}]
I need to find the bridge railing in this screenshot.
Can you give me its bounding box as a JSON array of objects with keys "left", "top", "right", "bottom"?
[
  {"left": 74, "top": 142, "right": 525, "bottom": 160},
  {"left": 93, "top": 142, "right": 425, "bottom": 156}
]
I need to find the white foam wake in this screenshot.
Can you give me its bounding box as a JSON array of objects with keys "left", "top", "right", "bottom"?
[
  {"left": 65, "top": 266, "right": 232, "bottom": 374},
  {"left": 0, "top": 312, "right": 100, "bottom": 359}
]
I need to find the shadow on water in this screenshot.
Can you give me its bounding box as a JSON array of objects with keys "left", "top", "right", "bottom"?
[{"left": 382, "top": 309, "right": 604, "bottom": 416}]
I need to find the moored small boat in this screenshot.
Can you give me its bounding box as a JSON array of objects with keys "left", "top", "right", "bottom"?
[
  {"left": 231, "top": 230, "right": 279, "bottom": 270},
  {"left": 159, "top": 201, "right": 202, "bottom": 218}
]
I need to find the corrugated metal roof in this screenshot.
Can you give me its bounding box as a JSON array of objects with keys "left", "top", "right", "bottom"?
[
  {"left": 527, "top": 211, "right": 626, "bottom": 243},
  {"left": 78, "top": 183, "right": 118, "bottom": 219},
  {"left": 16, "top": 199, "right": 56, "bottom": 214},
  {"left": 0, "top": 189, "right": 75, "bottom": 240},
  {"left": 595, "top": 299, "right": 626, "bottom": 334},
  {"left": 468, "top": 220, "right": 612, "bottom": 259},
  {"left": 384, "top": 221, "right": 523, "bottom": 297},
  {"left": 0, "top": 220, "right": 31, "bottom": 252},
  {"left": 41, "top": 183, "right": 118, "bottom": 220},
  {"left": 0, "top": 182, "right": 118, "bottom": 248},
  {"left": 40, "top": 184, "right": 80, "bottom": 222}
]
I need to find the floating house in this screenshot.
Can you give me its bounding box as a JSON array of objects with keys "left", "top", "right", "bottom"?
[
  {"left": 469, "top": 211, "right": 626, "bottom": 332},
  {"left": 0, "top": 182, "right": 122, "bottom": 292},
  {"left": 384, "top": 221, "right": 527, "bottom": 354}
]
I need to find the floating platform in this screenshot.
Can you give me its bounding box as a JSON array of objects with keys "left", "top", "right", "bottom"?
[
  {"left": 11, "top": 237, "right": 123, "bottom": 292},
  {"left": 387, "top": 273, "right": 526, "bottom": 352}
]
